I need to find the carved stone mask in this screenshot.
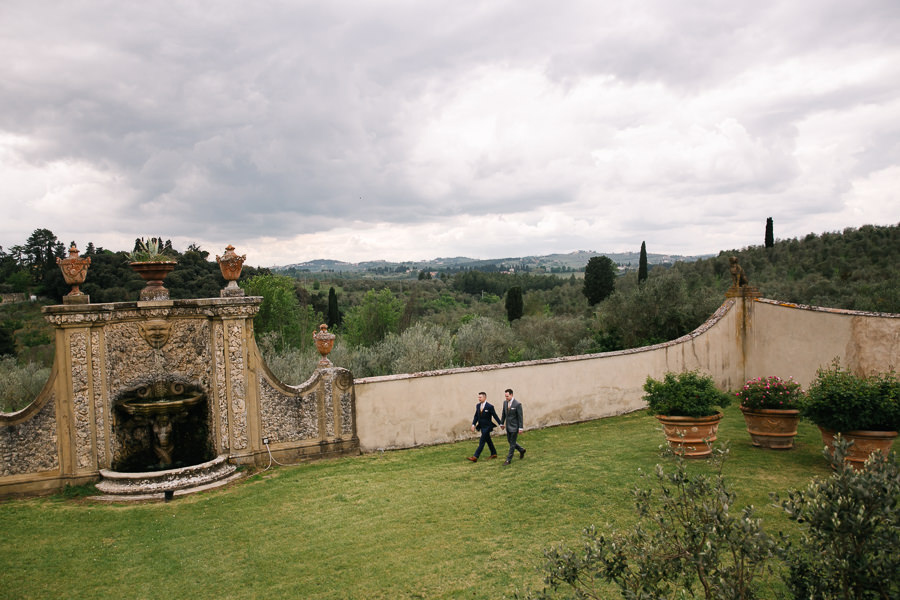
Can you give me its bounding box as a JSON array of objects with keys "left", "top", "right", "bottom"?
[{"left": 139, "top": 319, "right": 172, "bottom": 350}]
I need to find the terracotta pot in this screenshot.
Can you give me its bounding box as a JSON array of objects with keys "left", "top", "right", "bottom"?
[
  {"left": 818, "top": 426, "right": 899, "bottom": 470},
  {"left": 655, "top": 412, "right": 723, "bottom": 458},
  {"left": 130, "top": 261, "right": 177, "bottom": 301},
  {"left": 740, "top": 406, "right": 800, "bottom": 449}
]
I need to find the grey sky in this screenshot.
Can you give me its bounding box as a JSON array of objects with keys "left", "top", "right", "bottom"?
[{"left": 1, "top": 0, "right": 898, "bottom": 266}]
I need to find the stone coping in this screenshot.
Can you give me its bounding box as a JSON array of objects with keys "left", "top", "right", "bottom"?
[
  {"left": 754, "top": 297, "right": 900, "bottom": 318},
  {"left": 43, "top": 295, "right": 263, "bottom": 314},
  {"left": 42, "top": 296, "right": 263, "bottom": 325}
]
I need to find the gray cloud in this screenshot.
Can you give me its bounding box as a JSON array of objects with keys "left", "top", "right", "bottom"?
[{"left": 1, "top": 0, "right": 898, "bottom": 264}]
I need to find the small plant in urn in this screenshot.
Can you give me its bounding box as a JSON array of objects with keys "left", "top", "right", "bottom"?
[
  {"left": 216, "top": 244, "right": 246, "bottom": 297},
  {"left": 313, "top": 324, "right": 336, "bottom": 368}
]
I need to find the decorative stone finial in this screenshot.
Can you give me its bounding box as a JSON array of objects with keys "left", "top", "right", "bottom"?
[
  {"left": 313, "top": 324, "right": 336, "bottom": 368},
  {"left": 57, "top": 243, "right": 91, "bottom": 304},
  {"left": 217, "top": 244, "right": 246, "bottom": 297}
]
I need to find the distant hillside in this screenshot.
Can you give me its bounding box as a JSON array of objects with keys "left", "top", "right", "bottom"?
[{"left": 274, "top": 250, "right": 706, "bottom": 274}]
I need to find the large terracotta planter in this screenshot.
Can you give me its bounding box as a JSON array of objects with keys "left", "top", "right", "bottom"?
[
  {"left": 740, "top": 406, "right": 800, "bottom": 449},
  {"left": 818, "top": 427, "right": 899, "bottom": 470},
  {"left": 655, "top": 412, "right": 723, "bottom": 458},
  {"left": 130, "top": 261, "right": 177, "bottom": 301}
]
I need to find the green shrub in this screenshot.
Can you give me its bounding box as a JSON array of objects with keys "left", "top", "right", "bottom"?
[
  {"left": 528, "top": 447, "right": 777, "bottom": 600},
  {"left": 801, "top": 360, "right": 900, "bottom": 431},
  {"left": 775, "top": 439, "right": 900, "bottom": 599},
  {"left": 0, "top": 356, "right": 50, "bottom": 412},
  {"left": 643, "top": 370, "right": 731, "bottom": 417}
]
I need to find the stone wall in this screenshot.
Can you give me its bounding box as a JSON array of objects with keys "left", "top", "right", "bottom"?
[
  {"left": 0, "top": 297, "right": 358, "bottom": 496},
  {"left": 2, "top": 293, "right": 898, "bottom": 496}
]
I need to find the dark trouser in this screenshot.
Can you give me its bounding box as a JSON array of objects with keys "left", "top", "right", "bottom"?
[
  {"left": 474, "top": 428, "right": 496, "bottom": 458},
  {"left": 506, "top": 430, "right": 525, "bottom": 461}
]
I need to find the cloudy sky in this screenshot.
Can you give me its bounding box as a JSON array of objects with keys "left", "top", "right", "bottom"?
[{"left": 1, "top": 1, "right": 898, "bottom": 267}]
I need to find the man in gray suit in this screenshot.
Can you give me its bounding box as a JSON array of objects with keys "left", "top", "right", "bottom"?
[{"left": 500, "top": 388, "right": 526, "bottom": 465}]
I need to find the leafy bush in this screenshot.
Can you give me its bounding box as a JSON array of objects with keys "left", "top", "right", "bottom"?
[
  {"left": 775, "top": 439, "right": 900, "bottom": 600},
  {"left": 385, "top": 323, "right": 455, "bottom": 374},
  {"left": 643, "top": 370, "right": 731, "bottom": 417},
  {"left": 454, "top": 316, "right": 515, "bottom": 367},
  {"left": 734, "top": 375, "right": 802, "bottom": 410},
  {"left": 528, "top": 447, "right": 777, "bottom": 600},
  {"left": 801, "top": 360, "right": 900, "bottom": 432},
  {"left": 0, "top": 356, "right": 50, "bottom": 412}
]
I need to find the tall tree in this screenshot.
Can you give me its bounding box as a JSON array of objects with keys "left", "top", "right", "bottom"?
[
  {"left": 583, "top": 256, "right": 617, "bottom": 306},
  {"left": 241, "top": 274, "right": 319, "bottom": 351},
  {"left": 638, "top": 241, "right": 648, "bottom": 284},
  {"left": 505, "top": 286, "right": 524, "bottom": 322},
  {"left": 765, "top": 217, "right": 774, "bottom": 248},
  {"left": 327, "top": 287, "right": 341, "bottom": 328},
  {"left": 343, "top": 288, "right": 403, "bottom": 347}
]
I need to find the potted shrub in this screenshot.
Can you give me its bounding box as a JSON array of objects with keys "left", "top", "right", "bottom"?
[
  {"left": 801, "top": 360, "right": 900, "bottom": 469},
  {"left": 643, "top": 370, "right": 731, "bottom": 458},
  {"left": 127, "top": 237, "right": 177, "bottom": 301},
  {"left": 735, "top": 376, "right": 802, "bottom": 449}
]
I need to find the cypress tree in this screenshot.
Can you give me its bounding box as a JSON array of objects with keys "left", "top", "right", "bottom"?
[
  {"left": 638, "top": 241, "right": 648, "bottom": 284},
  {"left": 327, "top": 287, "right": 341, "bottom": 328},
  {"left": 765, "top": 217, "right": 774, "bottom": 248},
  {"left": 505, "top": 286, "right": 524, "bottom": 322}
]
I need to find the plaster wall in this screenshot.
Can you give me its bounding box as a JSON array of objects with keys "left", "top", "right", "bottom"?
[
  {"left": 354, "top": 300, "right": 743, "bottom": 452},
  {"left": 743, "top": 299, "right": 900, "bottom": 383}
]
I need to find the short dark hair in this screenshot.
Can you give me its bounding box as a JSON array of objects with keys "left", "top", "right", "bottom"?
[
  {"left": 478, "top": 391, "right": 487, "bottom": 397},
  {"left": 505, "top": 388, "right": 513, "bottom": 395}
]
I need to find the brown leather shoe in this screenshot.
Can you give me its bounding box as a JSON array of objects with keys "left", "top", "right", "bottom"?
[
  {"left": 503, "top": 460, "right": 511, "bottom": 465},
  {"left": 489, "top": 455, "right": 498, "bottom": 459},
  {"left": 467, "top": 456, "right": 478, "bottom": 462}
]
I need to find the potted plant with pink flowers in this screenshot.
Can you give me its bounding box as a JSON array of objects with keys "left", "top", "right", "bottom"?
[{"left": 735, "top": 375, "right": 802, "bottom": 449}]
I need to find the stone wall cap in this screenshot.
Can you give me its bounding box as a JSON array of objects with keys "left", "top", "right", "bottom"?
[{"left": 43, "top": 296, "right": 263, "bottom": 315}]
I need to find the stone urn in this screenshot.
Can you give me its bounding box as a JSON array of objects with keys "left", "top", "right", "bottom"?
[
  {"left": 216, "top": 244, "right": 246, "bottom": 297},
  {"left": 56, "top": 243, "right": 91, "bottom": 304},
  {"left": 655, "top": 413, "right": 723, "bottom": 458},
  {"left": 818, "top": 427, "right": 898, "bottom": 470},
  {"left": 130, "top": 261, "right": 177, "bottom": 301},
  {"left": 313, "top": 324, "right": 336, "bottom": 368},
  {"left": 739, "top": 407, "right": 801, "bottom": 449}
]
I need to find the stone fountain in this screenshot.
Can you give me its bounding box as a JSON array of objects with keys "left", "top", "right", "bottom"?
[{"left": 1, "top": 245, "right": 359, "bottom": 500}]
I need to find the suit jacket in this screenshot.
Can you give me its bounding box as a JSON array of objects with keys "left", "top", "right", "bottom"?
[
  {"left": 501, "top": 398, "right": 524, "bottom": 432},
  {"left": 473, "top": 402, "right": 501, "bottom": 432}
]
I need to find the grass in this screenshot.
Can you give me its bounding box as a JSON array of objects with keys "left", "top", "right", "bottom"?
[{"left": 0, "top": 405, "right": 831, "bottom": 600}]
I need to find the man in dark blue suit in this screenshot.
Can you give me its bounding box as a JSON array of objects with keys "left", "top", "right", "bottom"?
[{"left": 468, "top": 392, "right": 501, "bottom": 462}]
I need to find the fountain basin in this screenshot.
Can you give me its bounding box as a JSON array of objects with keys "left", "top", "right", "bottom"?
[{"left": 93, "top": 454, "right": 241, "bottom": 501}]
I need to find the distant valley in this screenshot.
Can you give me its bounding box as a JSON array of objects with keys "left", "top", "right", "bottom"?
[{"left": 273, "top": 250, "right": 711, "bottom": 276}]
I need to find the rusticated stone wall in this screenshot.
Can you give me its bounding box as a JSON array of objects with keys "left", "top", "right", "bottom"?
[{"left": 0, "top": 297, "right": 358, "bottom": 496}]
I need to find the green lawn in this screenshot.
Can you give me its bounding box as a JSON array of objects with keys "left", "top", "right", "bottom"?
[{"left": 0, "top": 405, "right": 831, "bottom": 600}]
